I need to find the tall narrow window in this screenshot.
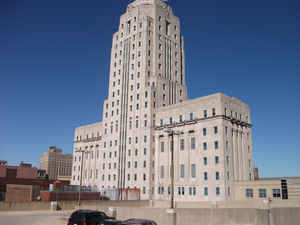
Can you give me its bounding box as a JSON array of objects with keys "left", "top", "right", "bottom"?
[
  {"left": 216, "top": 172, "right": 220, "bottom": 180},
  {"left": 212, "top": 108, "right": 216, "bottom": 116},
  {"left": 203, "top": 128, "right": 207, "bottom": 136},
  {"left": 190, "top": 112, "right": 194, "bottom": 120},
  {"left": 216, "top": 187, "right": 220, "bottom": 196},
  {"left": 160, "top": 142, "right": 164, "bottom": 152},
  {"left": 191, "top": 137, "right": 196, "bottom": 149},
  {"left": 215, "top": 141, "right": 219, "bottom": 150},
  {"left": 204, "top": 187, "right": 208, "bottom": 196},
  {"left": 203, "top": 157, "right": 207, "bottom": 165},
  {"left": 180, "top": 139, "right": 184, "bottom": 151},
  {"left": 191, "top": 164, "right": 196, "bottom": 178},
  {"left": 166, "top": 21, "right": 171, "bottom": 36},
  {"left": 160, "top": 166, "right": 164, "bottom": 178},
  {"left": 214, "top": 126, "right": 218, "bottom": 134},
  {"left": 204, "top": 172, "right": 208, "bottom": 180},
  {"left": 180, "top": 164, "right": 185, "bottom": 178},
  {"left": 179, "top": 115, "right": 183, "bottom": 122}
]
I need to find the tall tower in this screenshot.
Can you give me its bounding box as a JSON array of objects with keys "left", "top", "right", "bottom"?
[
  {"left": 99, "top": 0, "right": 187, "bottom": 199},
  {"left": 71, "top": 0, "right": 254, "bottom": 202}
]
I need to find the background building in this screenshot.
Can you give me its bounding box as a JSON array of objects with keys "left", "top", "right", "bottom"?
[
  {"left": 0, "top": 162, "right": 38, "bottom": 180},
  {"left": 234, "top": 177, "right": 300, "bottom": 201},
  {"left": 71, "top": 0, "right": 254, "bottom": 201},
  {"left": 40, "top": 146, "right": 72, "bottom": 180},
  {"left": 0, "top": 161, "right": 50, "bottom": 201}
]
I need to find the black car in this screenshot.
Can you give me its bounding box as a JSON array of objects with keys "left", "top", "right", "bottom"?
[
  {"left": 121, "top": 219, "right": 157, "bottom": 225},
  {"left": 67, "top": 210, "right": 114, "bottom": 225},
  {"left": 99, "top": 219, "right": 123, "bottom": 225}
]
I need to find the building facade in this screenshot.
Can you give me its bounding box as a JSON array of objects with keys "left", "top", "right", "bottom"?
[
  {"left": 71, "top": 0, "right": 254, "bottom": 201},
  {"left": 0, "top": 162, "right": 38, "bottom": 180},
  {"left": 40, "top": 146, "right": 72, "bottom": 180},
  {"left": 234, "top": 177, "right": 300, "bottom": 201}
]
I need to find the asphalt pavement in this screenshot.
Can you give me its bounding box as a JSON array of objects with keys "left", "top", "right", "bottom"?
[{"left": 0, "top": 210, "right": 71, "bottom": 225}]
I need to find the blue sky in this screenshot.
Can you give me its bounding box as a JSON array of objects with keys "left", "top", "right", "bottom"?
[{"left": 0, "top": 0, "right": 299, "bottom": 177}]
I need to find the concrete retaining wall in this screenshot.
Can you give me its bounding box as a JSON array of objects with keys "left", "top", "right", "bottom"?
[{"left": 1, "top": 200, "right": 300, "bottom": 225}]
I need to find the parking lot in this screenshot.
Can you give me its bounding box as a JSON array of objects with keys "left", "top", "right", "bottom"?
[{"left": 0, "top": 210, "right": 71, "bottom": 225}]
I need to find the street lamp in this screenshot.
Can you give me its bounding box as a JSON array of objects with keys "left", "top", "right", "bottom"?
[{"left": 163, "top": 128, "right": 183, "bottom": 209}]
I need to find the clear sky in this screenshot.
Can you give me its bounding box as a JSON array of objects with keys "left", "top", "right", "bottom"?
[{"left": 0, "top": 0, "right": 299, "bottom": 178}]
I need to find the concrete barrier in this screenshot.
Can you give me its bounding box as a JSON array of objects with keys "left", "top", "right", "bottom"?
[
  {"left": 0, "top": 201, "right": 50, "bottom": 211},
  {"left": 1, "top": 200, "right": 300, "bottom": 225}
]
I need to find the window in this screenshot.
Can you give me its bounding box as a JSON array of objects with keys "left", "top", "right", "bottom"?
[
  {"left": 180, "top": 139, "right": 184, "bottom": 151},
  {"left": 203, "top": 128, "right": 207, "bottom": 136},
  {"left": 214, "top": 126, "right": 218, "bottom": 134},
  {"left": 215, "top": 156, "right": 219, "bottom": 164},
  {"left": 128, "top": 161, "right": 131, "bottom": 168},
  {"left": 212, "top": 108, "right": 216, "bottom": 116},
  {"left": 160, "top": 142, "right": 164, "bottom": 152},
  {"left": 190, "top": 112, "right": 194, "bottom": 120},
  {"left": 246, "top": 188, "right": 253, "bottom": 198},
  {"left": 169, "top": 117, "right": 173, "bottom": 124},
  {"left": 144, "top": 135, "right": 147, "bottom": 143},
  {"left": 215, "top": 141, "right": 219, "bottom": 149},
  {"left": 134, "top": 161, "right": 138, "bottom": 168},
  {"left": 203, "top": 142, "right": 207, "bottom": 151},
  {"left": 160, "top": 119, "right": 163, "bottom": 126},
  {"left": 216, "top": 172, "right": 220, "bottom": 180},
  {"left": 143, "top": 160, "right": 146, "bottom": 168},
  {"left": 259, "top": 189, "right": 267, "bottom": 198},
  {"left": 191, "top": 164, "right": 196, "bottom": 178},
  {"left": 204, "top": 187, "right": 208, "bottom": 196},
  {"left": 204, "top": 110, "right": 207, "bottom": 118},
  {"left": 203, "top": 157, "right": 207, "bottom": 165},
  {"left": 180, "top": 164, "right": 184, "bottom": 178},
  {"left": 166, "top": 20, "right": 171, "bottom": 35},
  {"left": 160, "top": 166, "right": 164, "bottom": 178},
  {"left": 189, "top": 187, "right": 193, "bottom": 196},
  {"left": 272, "top": 189, "right": 281, "bottom": 198},
  {"left": 179, "top": 115, "right": 183, "bottom": 122},
  {"left": 191, "top": 137, "right": 196, "bottom": 149},
  {"left": 204, "top": 172, "right": 208, "bottom": 180},
  {"left": 216, "top": 187, "right": 220, "bottom": 196}
]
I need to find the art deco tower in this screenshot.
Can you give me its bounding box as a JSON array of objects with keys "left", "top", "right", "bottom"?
[
  {"left": 71, "top": 0, "right": 254, "bottom": 202},
  {"left": 72, "top": 0, "right": 188, "bottom": 200}
]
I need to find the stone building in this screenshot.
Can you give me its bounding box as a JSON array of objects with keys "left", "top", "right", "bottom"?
[
  {"left": 234, "top": 177, "right": 300, "bottom": 201},
  {"left": 40, "top": 146, "right": 72, "bottom": 180},
  {"left": 71, "top": 0, "right": 254, "bottom": 201}
]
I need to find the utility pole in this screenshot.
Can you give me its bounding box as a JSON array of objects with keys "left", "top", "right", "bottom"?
[{"left": 76, "top": 149, "right": 85, "bottom": 207}]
